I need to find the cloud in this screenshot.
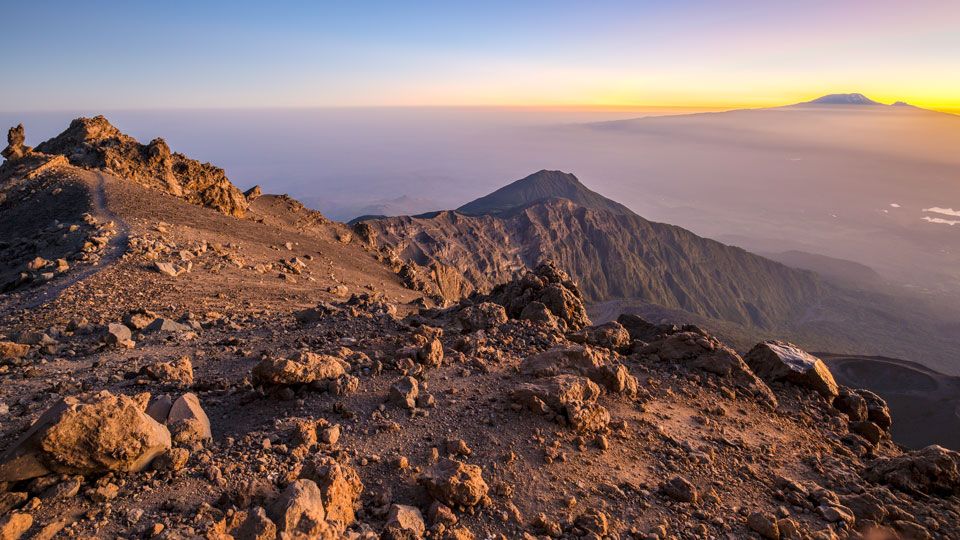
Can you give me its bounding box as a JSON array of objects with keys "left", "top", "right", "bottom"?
[
  {"left": 922, "top": 216, "right": 960, "bottom": 226},
  {"left": 923, "top": 207, "right": 960, "bottom": 217}
]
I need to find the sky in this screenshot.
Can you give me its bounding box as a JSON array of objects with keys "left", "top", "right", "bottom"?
[{"left": 4, "top": 0, "right": 960, "bottom": 112}]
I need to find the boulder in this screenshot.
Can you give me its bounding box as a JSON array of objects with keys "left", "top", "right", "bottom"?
[
  {"left": 616, "top": 314, "right": 677, "bottom": 342},
  {"left": 417, "top": 338, "right": 444, "bottom": 367},
  {"left": 850, "top": 420, "right": 883, "bottom": 446},
  {"left": 0, "top": 512, "right": 32, "bottom": 540},
  {"left": 834, "top": 387, "right": 868, "bottom": 421},
  {"left": 744, "top": 341, "right": 838, "bottom": 398},
  {"left": 143, "top": 318, "right": 192, "bottom": 333},
  {"left": 661, "top": 475, "right": 697, "bottom": 503},
  {"left": 419, "top": 458, "right": 488, "bottom": 507},
  {"left": 269, "top": 479, "right": 328, "bottom": 536},
  {"left": 167, "top": 393, "right": 212, "bottom": 442},
  {"left": 566, "top": 401, "right": 611, "bottom": 432},
  {"left": 231, "top": 506, "right": 277, "bottom": 540},
  {"left": 389, "top": 376, "right": 419, "bottom": 409},
  {"left": 478, "top": 262, "right": 591, "bottom": 331},
  {"left": 0, "top": 391, "right": 171, "bottom": 481},
  {"left": 153, "top": 448, "right": 190, "bottom": 472},
  {"left": 519, "top": 345, "right": 638, "bottom": 395},
  {"left": 511, "top": 375, "right": 602, "bottom": 412},
  {"left": 0, "top": 342, "right": 29, "bottom": 360},
  {"left": 518, "top": 301, "right": 557, "bottom": 327},
  {"left": 747, "top": 511, "right": 779, "bottom": 540},
  {"left": 252, "top": 352, "right": 346, "bottom": 386},
  {"left": 103, "top": 323, "right": 132, "bottom": 345},
  {"left": 383, "top": 504, "right": 425, "bottom": 540},
  {"left": 865, "top": 445, "right": 960, "bottom": 496},
  {"left": 457, "top": 302, "right": 507, "bottom": 332},
  {"left": 145, "top": 395, "right": 174, "bottom": 423},
  {"left": 154, "top": 262, "right": 183, "bottom": 278},
  {"left": 298, "top": 455, "right": 363, "bottom": 529},
  {"left": 568, "top": 321, "right": 630, "bottom": 350},
  {"left": 858, "top": 389, "right": 892, "bottom": 431},
  {"left": 641, "top": 330, "right": 777, "bottom": 407},
  {"left": 141, "top": 355, "right": 194, "bottom": 385}
]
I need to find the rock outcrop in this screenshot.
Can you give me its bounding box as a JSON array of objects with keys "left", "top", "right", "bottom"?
[
  {"left": 865, "top": 445, "right": 960, "bottom": 496},
  {"left": 1, "top": 124, "right": 32, "bottom": 162},
  {"left": 33, "top": 116, "right": 248, "bottom": 217},
  {"left": 639, "top": 328, "right": 778, "bottom": 407},
  {"left": 473, "top": 262, "right": 591, "bottom": 331}
]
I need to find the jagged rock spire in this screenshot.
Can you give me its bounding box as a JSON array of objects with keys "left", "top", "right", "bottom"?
[{"left": 1, "top": 124, "right": 32, "bottom": 162}]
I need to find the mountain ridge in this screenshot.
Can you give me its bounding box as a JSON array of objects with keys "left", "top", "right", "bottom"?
[{"left": 364, "top": 172, "right": 825, "bottom": 329}]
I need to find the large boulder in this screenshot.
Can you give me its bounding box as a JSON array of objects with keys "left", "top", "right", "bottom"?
[
  {"left": 167, "top": 393, "right": 212, "bottom": 443},
  {"left": 858, "top": 389, "right": 892, "bottom": 431},
  {"left": 140, "top": 355, "right": 194, "bottom": 386},
  {"left": 616, "top": 314, "right": 678, "bottom": 343},
  {"left": 568, "top": 321, "right": 631, "bottom": 351},
  {"left": 298, "top": 455, "right": 364, "bottom": 530},
  {"left": 457, "top": 302, "right": 507, "bottom": 333},
  {"left": 744, "top": 341, "right": 838, "bottom": 398},
  {"left": 269, "top": 479, "right": 330, "bottom": 537},
  {"left": 520, "top": 345, "right": 638, "bottom": 395},
  {"left": 419, "top": 458, "right": 488, "bottom": 507},
  {"left": 0, "top": 341, "right": 29, "bottom": 360},
  {"left": 0, "top": 391, "right": 171, "bottom": 481},
  {"left": 252, "top": 351, "right": 346, "bottom": 386},
  {"left": 865, "top": 445, "right": 960, "bottom": 496},
  {"left": 512, "top": 375, "right": 602, "bottom": 412}
]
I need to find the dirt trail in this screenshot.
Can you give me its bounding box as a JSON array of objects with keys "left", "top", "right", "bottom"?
[{"left": 7, "top": 172, "right": 130, "bottom": 311}]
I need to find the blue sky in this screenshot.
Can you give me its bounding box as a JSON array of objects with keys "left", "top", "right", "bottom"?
[{"left": 5, "top": 0, "right": 960, "bottom": 110}]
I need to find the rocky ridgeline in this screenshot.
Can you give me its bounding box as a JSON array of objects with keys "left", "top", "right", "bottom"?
[{"left": 2, "top": 118, "right": 247, "bottom": 218}]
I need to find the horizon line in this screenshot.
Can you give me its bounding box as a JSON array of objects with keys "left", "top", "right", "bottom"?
[{"left": 2, "top": 101, "right": 958, "bottom": 116}]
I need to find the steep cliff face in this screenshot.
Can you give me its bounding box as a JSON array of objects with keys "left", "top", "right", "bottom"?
[
  {"left": 366, "top": 196, "right": 824, "bottom": 329},
  {"left": 34, "top": 116, "right": 248, "bottom": 217}
]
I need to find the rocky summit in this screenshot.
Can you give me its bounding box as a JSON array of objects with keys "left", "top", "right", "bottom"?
[{"left": 1, "top": 117, "right": 959, "bottom": 540}]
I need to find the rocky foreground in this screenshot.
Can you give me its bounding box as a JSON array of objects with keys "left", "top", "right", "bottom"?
[{"left": 1, "top": 120, "right": 960, "bottom": 540}]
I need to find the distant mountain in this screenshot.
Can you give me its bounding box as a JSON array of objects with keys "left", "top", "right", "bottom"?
[
  {"left": 456, "top": 169, "right": 633, "bottom": 216},
  {"left": 364, "top": 171, "right": 824, "bottom": 329},
  {"left": 757, "top": 250, "right": 882, "bottom": 287},
  {"left": 798, "top": 93, "right": 884, "bottom": 106}
]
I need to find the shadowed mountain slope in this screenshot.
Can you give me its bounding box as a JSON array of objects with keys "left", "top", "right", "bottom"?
[{"left": 365, "top": 172, "right": 825, "bottom": 329}]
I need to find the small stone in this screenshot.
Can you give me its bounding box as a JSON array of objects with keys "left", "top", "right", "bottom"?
[{"left": 661, "top": 475, "right": 697, "bottom": 503}]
